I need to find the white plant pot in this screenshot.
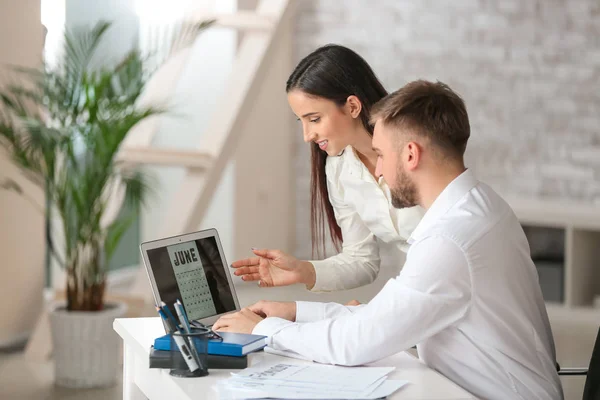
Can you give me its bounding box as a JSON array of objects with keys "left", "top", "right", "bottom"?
[{"left": 49, "top": 301, "right": 127, "bottom": 388}]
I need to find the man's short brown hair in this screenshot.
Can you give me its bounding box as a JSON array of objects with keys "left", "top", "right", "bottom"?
[{"left": 371, "top": 80, "right": 470, "bottom": 160}]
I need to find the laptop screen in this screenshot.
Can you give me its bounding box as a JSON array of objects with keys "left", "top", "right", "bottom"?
[{"left": 146, "top": 236, "right": 237, "bottom": 321}]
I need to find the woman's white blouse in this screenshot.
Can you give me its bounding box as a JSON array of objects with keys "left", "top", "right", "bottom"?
[{"left": 309, "top": 145, "right": 425, "bottom": 292}]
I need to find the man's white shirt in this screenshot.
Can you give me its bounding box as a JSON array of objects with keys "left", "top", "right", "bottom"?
[{"left": 253, "top": 169, "right": 563, "bottom": 400}]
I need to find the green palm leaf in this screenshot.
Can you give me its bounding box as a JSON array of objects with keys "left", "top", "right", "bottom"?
[{"left": 0, "top": 19, "right": 213, "bottom": 311}]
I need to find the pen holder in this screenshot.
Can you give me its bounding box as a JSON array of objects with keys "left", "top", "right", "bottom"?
[{"left": 169, "top": 328, "right": 211, "bottom": 378}]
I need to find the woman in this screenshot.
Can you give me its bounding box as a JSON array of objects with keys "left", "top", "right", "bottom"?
[{"left": 233, "top": 44, "right": 424, "bottom": 292}]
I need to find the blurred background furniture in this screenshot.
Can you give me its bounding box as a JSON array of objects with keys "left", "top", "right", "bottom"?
[{"left": 558, "top": 326, "right": 600, "bottom": 400}]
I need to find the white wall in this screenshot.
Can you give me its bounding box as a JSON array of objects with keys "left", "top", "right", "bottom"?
[
  {"left": 65, "top": 0, "right": 139, "bottom": 68},
  {"left": 139, "top": 0, "right": 238, "bottom": 263},
  {"left": 0, "top": 0, "right": 45, "bottom": 346}
]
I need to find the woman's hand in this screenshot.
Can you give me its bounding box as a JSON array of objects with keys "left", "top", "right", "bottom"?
[{"left": 231, "top": 249, "right": 316, "bottom": 288}]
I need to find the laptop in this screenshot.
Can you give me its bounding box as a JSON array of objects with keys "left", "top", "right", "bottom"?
[{"left": 140, "top": 228, "right": 241, "bottom": 331}]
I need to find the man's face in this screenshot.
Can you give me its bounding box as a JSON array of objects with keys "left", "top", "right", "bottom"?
[{"left": 373, "top": 121, "right": 419, "bottom": 209}]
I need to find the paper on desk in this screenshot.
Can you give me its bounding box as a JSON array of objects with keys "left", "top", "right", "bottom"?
[
  {"left": 227, "top": 375, "right": 386, "bottom": 392},
  {"left": 264, "top": 346, "right": 312, "bottom": 361},
  {"left": 224, "top": 375, "right": 388, "bottom": 396},
  {"left": 216, "top": 362, "right": 405, "bottom": 399},
  {"left": 215, "top": 378, "right": 408, "bottom": 399},
  {"left": 364, "top": 380, "right": 408, "bottom": 399},
  {"left": 232, "top": 362, "right": 395, "bottom": 391}
]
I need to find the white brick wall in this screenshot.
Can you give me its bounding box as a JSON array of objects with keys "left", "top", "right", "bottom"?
[{"left": 292, "top": 0, "right": 600, "bottom": 258}]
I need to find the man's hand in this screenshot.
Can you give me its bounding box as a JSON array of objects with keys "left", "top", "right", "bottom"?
[
  {"left": 213, "top": 308, "right": 264, "bottom": 334},
  {"left": 345, "top": 300, "right": 361, "bottom": 306},
  {"left": 248, "top": 300, "right": 297, "bottom": 321}
]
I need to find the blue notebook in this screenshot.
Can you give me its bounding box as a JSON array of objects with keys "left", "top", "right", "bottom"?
[{"left": 154, "top": 331, "right": 267, "bottom": 357}]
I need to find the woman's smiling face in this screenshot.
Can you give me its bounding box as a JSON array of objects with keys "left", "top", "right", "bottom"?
[{"left": 287, "top": 89, "right": 361, "bottom": 156}]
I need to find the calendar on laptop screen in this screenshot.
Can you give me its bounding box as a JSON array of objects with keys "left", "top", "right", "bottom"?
[
  {"left": 147, "top": 236, "right": 236, "bottom": 321},
  {"left": 166, "top": 241, "right": 217, "bottom": 319}
]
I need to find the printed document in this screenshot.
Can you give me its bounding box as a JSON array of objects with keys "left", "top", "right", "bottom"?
[{"left": 216, "top": 362, "right": 408, "bottom": 399}]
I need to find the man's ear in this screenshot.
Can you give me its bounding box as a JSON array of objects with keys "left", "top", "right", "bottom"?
[
  {"left": 405, "top": 141, "right": 421, "bottom": 172},
  {"left": 346, "top": 95, "right": 362, "bottom": 119}
]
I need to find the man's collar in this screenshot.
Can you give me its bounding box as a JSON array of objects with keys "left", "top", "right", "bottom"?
[{"left": 407, "top": 169, "right": 478, "bottom": 244}]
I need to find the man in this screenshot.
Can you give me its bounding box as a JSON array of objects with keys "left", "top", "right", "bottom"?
[{"left": 214, "top": 80, "right": 563, "bottom": 400}]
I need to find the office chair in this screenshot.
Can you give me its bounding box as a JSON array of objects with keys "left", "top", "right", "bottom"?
[{"left": 557, "top": 326, "right": 600, "bottom": 400}]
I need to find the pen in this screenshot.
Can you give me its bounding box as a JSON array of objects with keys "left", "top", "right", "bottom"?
[
  {"left": 160, "top": 301, "right": 181, "bottom": 332},
  {"left": 174, "top": 300, "right": 206, "bottom": 371},
  {"left": 156, "top": 306, "right": 199, "bottom": 372},
  {"left": 157, "top": 305, "right": 176, "bottom": 333},
  {"left": 174, "top": 299, "right": 192, "bottom": 333}
]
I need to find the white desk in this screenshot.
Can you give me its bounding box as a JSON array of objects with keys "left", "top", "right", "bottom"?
[{"left": 114, "top": 318, "right": 475, "bottom": 400}]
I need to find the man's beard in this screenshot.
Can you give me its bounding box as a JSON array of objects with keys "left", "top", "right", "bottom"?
[{"left": 390, "top": 165, "right": 418, "bottom": 209}]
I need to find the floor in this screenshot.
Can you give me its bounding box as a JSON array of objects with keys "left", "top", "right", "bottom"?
[
  {"left": 0, "top": 348, "right": 122, "bottom": 400},
  {"left": 0, "top": 307, "right": 597, "bottom": 400}
]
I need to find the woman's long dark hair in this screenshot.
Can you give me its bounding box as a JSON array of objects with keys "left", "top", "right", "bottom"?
[{"left": 286, "top": 44, "right": 388, "bottom": 258}]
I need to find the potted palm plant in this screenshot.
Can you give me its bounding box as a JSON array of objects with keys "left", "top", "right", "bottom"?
[{"left": 0, "top": 20, "right": 212, "bottom": 387}]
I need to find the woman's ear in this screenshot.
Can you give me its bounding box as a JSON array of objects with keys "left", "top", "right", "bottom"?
[{"left": 346, "top": 95, "right": 362, "bottom": 119}]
